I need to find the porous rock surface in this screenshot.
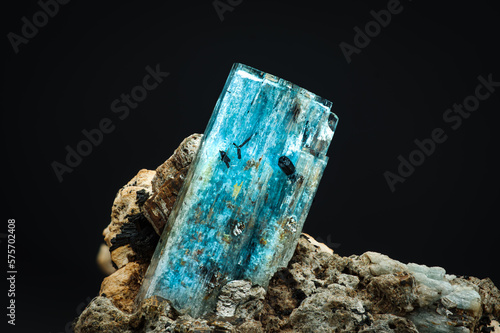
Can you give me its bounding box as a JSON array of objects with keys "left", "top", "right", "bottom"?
[
  {"left": 79, "top": 232, "right": 500, "bottom": 332},
  {"left": 83, "top": 134, "right": 499, "bottom": 332}
]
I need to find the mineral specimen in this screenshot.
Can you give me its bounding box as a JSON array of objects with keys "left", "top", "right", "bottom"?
[
  {"left": 84, "top": 134, "right": 499, "bottom": 332},
  {"left": 78, "top": 232, "right": 500, "bottom": 333},
  {"left": 137, "top": 63, "right": 339, "bottom": 317},
  {"left": 103, "top": 169, "right": 156, "bottom": 269},
  {"left": 98, "top": 134, "right": 203, "bottom": 312}
]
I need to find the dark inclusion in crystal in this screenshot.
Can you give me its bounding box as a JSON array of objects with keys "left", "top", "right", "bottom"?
[
  {"left": 328, "top": 113, "right": 337, "bottom": 131},
  {"left": 219, "top": 150, "right": 231, "bottom": 168},
  {"left": 278, "top": 156, "right": 299, "bottom": 182},
  {"left": 278, "top": 156, "right": 295, "bottom": 176},
  {"left": 232, "top": 143, "right": 241, "bottom": 159},
  {"left": 233, "top": 133, "right": 254, "bottom": 159},
  {"left": 292, "top": 103, "right": 302, "bottom": 122}
]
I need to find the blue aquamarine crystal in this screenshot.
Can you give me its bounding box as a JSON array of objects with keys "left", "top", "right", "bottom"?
[{"left": 137, "top": 63, "right": 338, "bottom": 317}]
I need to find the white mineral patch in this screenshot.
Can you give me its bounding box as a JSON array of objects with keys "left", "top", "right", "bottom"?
[
  {"left": 442, "top": 287, "right": 482, "bottom": 315},
  {"left": 363, "top": 251, "right": 407, "bottom": 276}
]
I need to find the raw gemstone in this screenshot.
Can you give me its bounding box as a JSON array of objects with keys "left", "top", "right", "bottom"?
[{"left": 136, "top": 63, "right": 338, "bottom": 317}]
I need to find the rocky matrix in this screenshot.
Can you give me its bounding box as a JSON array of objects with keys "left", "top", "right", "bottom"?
[
  {"left": 83, "top": 134, "right": 499, "bottom": 333},
  {"left": 82, "top": 237, "right": 500, "bottom": 333},
  {"left": 136, "top": 63, "right": 339, "bottom": 317}
]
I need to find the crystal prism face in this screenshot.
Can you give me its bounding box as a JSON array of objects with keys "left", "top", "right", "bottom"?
[{"left": 137, "top": 63, "right": 339, "bottom": 317}]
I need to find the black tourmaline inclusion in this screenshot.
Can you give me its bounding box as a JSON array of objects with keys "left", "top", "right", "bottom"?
[
  {"left": 219, "top": 150, "right": 231, "bottom": 168},
  {"left": 278, "top": 156, "right": 296, "bottom": 176}
]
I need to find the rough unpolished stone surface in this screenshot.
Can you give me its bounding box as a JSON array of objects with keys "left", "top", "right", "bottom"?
[
  {"left": 97, "top": 243, "right": 116, "bottom": 275},
  {"left": 359, "top": 314, "right": 419, "bottom": 333},
  {"left": 99, "top": 261, "right": 148, "bottom": 313},
  {"left": 103, "top": 169, "right": 156, "bottom": 269},
  {"left": 469, "top": 277, "right": 500, "bottom": 317},
  {"left": 95, "top": 135, "right": 204, "bottom": 317},
  {"left": 74, "top": 296, "right": 179, "bottom": 333},
  {"left": 78, "top": 231, "right": 500, "bottom": 333},
  {"left": 216, "top": 280, "right": 266, "bottom": 319},
  {"left": 82, "top": 135, "right": 500, "bottom": 333},
  {"left": 74, "top": 296, "right": 132, "bottom": 333},
  {"left": 366, "top": 271, "right": 416, "bottom": 314},
  {"left": 289, "top": 290, "right": 371, "bottom": 332},
  {"left": 142, "top": 133, "right": 202, "bottom": 235}
]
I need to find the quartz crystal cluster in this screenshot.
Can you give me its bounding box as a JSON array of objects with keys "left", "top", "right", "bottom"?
[{"left": 136, "top": 63, "right": 338, "bottom": 317}]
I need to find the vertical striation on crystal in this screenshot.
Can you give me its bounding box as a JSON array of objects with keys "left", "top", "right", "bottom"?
[{"left": 137, "top": 63, "right": 339, "bottom": 317}]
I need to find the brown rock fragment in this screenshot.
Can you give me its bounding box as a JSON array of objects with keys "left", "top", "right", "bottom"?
[
  {"left": 96, "top": 243, "right": 116, "bottom": 276},
  {"left": 301, "top": 233, "right": 333, "bottom": 255},
  {"left": 103, "top": 169, "right": 156, "bottom": 269},
  {"left": 360, "top": 314, "right": 419, "bottom": 333},
  {"left": 235, "top": 320, "right": 264, "bottom": 332},
  {"left": 129, "top": 296, "right": 177, "bottom": 331},
  {"left": 74, "top": 296, "right": 131, "bottom": 333},
  {"left": 109, "top": 245, "right": 135, "bottom": 271},
  {"left": 99, "top": 261, "right": 148, "bottom": 313},
  {"left": 469, "top": 277, "right": 500, "bottom": 317},
  {"left": 366, "top": 272, "right": 416, "bottom": 315},
  {"left": 143, "top": 133, "right": 202, "bottom": 235},
  {"left": 173, "top": 315, "right": 212, "bottom": 332}
]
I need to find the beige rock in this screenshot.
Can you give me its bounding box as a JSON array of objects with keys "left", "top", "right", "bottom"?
[
  {"left": 301, "top": 233, "right": 333, "bottom": 255},
  {"left": 74, "top": 296, "right": 132, "bottom": 333},
  {"left": 96, "top": 243, "right": 116, "bottom": 276},
  {"left": 99, "top": 261, "right": 148, "bottom": 313},
  {"left": 235, "top": 320, "right": 264, "bottom": 333},
  {"left": 491, "top": 320, "right": 500, "bottom": 333},
  {"left": 337, "top": 273, "right": 360, "bottom": 289},
  {"left": 469, "top": 276, "right": 500, "bottom": 317},
  {"left": 173, "top": 315, "right": 212, "bottom": 332},
  {"left": 103, "top": 169, "right": 155, "bottom": 269},
  {"left": 289, "top": 290, "right": 371, "bottom": 332},
  {"left": 366, "top": 272, "right": 416, "bottom": 314},
  {"left": 360, "top": 314, "right": 419, "bottom": 333},
  {"left": 216, "top": 280, "right": 265, "bottom": 318},
  {"left": 105, "top": 169, "right": 155, "bottom": 247},
  {"left": 151, "top": 134, "right": 203, "bottom": 193},
  {"left": 109, "top": 245, "right": 135, "bottom": 270},
  {"left": 93, "top": 134, "right": 202, "bottom": 319}
]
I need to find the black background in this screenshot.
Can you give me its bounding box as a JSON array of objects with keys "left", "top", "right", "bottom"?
[{"left": 2, "top": 0, "right": 499, "bottom": 332}]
